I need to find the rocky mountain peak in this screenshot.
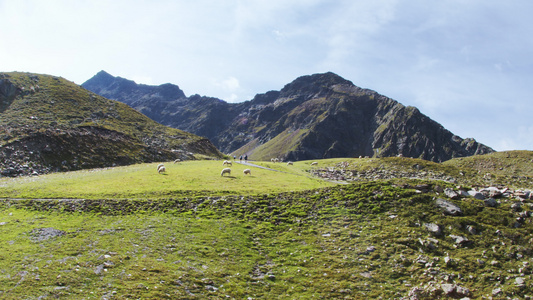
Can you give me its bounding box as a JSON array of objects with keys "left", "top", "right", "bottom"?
[
  {"left": 280, "top": 72, "right": 354, "bottom": 97},
  {"left": 82, "top": 71, "right": 186, "bottom": 104}
]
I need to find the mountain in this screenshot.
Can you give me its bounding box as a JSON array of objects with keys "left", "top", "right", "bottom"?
[
  {"left": 83, "top": 71, "right": 494, "bottom": 162},
  {"left": 0, "top": 72, "right": 223, "bottom": 177}
]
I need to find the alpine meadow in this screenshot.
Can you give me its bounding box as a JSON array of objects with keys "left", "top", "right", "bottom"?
[{"left": 1, "top": 71, "right": 533, "bottom": 299}]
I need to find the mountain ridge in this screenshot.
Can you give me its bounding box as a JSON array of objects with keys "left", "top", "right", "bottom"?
[{"left": 83, "top": 71, "right": 494, "bottom": 162}]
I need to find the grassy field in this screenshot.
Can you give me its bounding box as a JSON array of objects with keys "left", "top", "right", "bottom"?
[
  {"left": 1, "top": 153, "right": 533, "bottom": 299},
  {"left": 0, "top": 160, "right": 334, "bottom": 200}
]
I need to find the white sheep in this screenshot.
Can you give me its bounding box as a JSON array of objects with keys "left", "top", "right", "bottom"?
[
  {"left": 223, "top": 160, "right": 232, "bottom": 166},
  {"left": 174, "top": 159, "right": 181, "bottom": 164},
  {"left": 221, "top": 168, "right": 231, "bottom": 176},
  {"left": 287, "top": 161, "right": 293, "bottom": 166},
  {"left": 311, "top": 162, "right": 318, "bottom": 166},
  {"left": 157, "top": 163, "right": 164, "bottom": 170},
  {"left": 243, "top": 169, "right": 251, "bottom": 175},
  {"left": 158, "top": 165, "right": 166, "bottom": 174}
]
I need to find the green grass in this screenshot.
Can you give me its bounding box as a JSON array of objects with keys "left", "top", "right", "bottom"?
[
  {"left": 1, "top": 177, "right": 532, "bottom": 299},
  {"left": 0, "top": 160, "right": 334, "bottom": 199},
  {"left": 1, "top": 154, "right": 533, "bottom": 298}
]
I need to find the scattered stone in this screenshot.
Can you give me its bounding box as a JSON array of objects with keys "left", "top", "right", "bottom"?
[
  {"left": 444, "top": 188, "right": 459, "bottom": 199},
  {"left": 484, "top": 198, "right": 498, "bottom": 207},
  {"left": 424, "top": 223, "right": 442, "bottom": 236},
  {"left": 435, "top": 198, "right": 462, "bottom": 216},
  {"left": 441, "top": 284, "right": 470, "bottom": 297},
  {"left": 415, "top": 184, "right": 430, "bottom": 193},
  {"left": 515, "top": 277, "right": 525, "bottom": 287},
  {"left": 366, "top": 246, "right": 376, "bottom": 253},
  {"left": 467, "top": 190, "right": 485, "bottom": 200},
  {"left": 511, "top": 202, "right": 522, "bottom": 212},
  {"left": 444, "top": 256, "right": 454, "bottom": 266},
  {"left": 449, "top": 235, "right": 471, "bottom": 247},
  {"left": 466, "top": 225, "right": 477, "bottom": 235},
  {"left": 206, "top": 285, "right": 218, "bottom": 292}
]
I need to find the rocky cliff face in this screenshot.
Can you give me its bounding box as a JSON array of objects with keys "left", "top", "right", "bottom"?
[
  {"left": 83, "top": 71, "right": 494, "bottom": 162},
  {"left": 0, "top": 72, "right": 222, "bottom": 177}
]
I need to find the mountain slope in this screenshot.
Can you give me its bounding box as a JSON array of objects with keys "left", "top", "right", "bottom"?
[
  {"left": 0, "top": 72, "right": 222, "bottom": 177},
  {"left": 83, "top": 71, "right": 494, "bottom": 162}
]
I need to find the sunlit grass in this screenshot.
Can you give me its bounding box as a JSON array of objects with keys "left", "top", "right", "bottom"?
[{"left": 0, "top": 160, "right": 335, "bottom": 199}]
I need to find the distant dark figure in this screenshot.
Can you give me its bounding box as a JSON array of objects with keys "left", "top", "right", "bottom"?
[
  {"left": 244, "top": 155, "right": 248, "bottom": 162},
  {"left": 239, "top": 155, "right": 242, "bottom": 162},
  {"left": 233, "top": 155, "right": 236, "bottom": 160}
]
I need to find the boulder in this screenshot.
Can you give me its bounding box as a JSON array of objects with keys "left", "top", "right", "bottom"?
[{"left": 435, "top": 198, "right": 462, "bottom": 216}]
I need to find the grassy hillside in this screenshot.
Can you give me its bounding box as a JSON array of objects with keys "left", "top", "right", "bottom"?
[
  {"left": 0, "top": 153, "right": 532, "bottom": 298},
  {"left": 443, "top": 150, "right": 533, "bottom": 188},
  {"left": 0, "top": 72, "right": 222, "bottom": 176}
]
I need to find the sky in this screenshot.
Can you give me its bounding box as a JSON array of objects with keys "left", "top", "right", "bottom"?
[{"left": 1, "top": 0, "right": 532, "bottom": 151}]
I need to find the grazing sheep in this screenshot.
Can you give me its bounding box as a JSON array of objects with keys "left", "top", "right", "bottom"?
[
  {"left": 174, "top": 159, "right": 181, "bottom": 164},
  {"left": 223, "top": 160, "right": 232, "bottom": 166},
  {"left": 158, "top": 165, "right": 166, "bottom": 174},
  {"left": 311, "top": 162, "right": 318, "bottom": 166},
  {"left": 287, "top": 161, "right": 293, "bottom": 166},
  {"left": 243, "top": 169, "right": 251, "bottom": 175},
  {"left": 221, "top": 168, "right": 231, "bottom": 176},
  {"left": 157, "top": 163, "right": 164, "bottom": 170}
]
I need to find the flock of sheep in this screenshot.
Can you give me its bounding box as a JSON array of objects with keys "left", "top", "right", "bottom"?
[{"left": 155, "top": 157, "right": 319, "bottom": 177}]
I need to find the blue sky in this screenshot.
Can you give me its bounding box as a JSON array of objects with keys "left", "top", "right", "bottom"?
[{"left": 1, "top": 0, "right": 532, "bottom": 151}]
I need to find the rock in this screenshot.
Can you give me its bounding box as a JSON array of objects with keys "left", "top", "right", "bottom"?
[
  {"left": 492, "top": 287, "right": 502, "bottom": 296},
  {"left": 444, "top": 188, "right": 459, "bottom": 199},
  {"left": 435, "top": 198, "right": 462, "bottom": 216},
  {"left": 441, "top": 284, "right": 470, "bottom": 297},
  {"left": 515, "top": 277, "right": 525, "bottom": 286},
  {"left": 480, "top": 186, "right": 502, "bottom": 197},
  {"left": 424, "top": 223, "right": 442, "bottom": 236},
  {"left": 444, "top": 256, "right": 453, "bottom": 266},
  {"left": 466, "top": 225, "right": 477, "bottom": 235},
  {"left": 415, "top": 184, "right": 430, "bottom": 193},
  {"left": 511, "top": 202, "right": 522, "bottom": 212},
  {"left": 483, "top": 198, "right": 498, "bottom": 207},
  {"left": 467, "top": 190, "right": 485, "bottom": 200},
  {"left": 205, "top": 285, "right": 218, "bottom": 292},
  {"left": 449, "top": 235, "right": 471, "bottom": 247}
]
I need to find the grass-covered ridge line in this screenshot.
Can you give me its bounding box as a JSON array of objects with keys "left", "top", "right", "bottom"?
[{"left": 0, "top": 160, "right": 334, "bottom": 199}]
